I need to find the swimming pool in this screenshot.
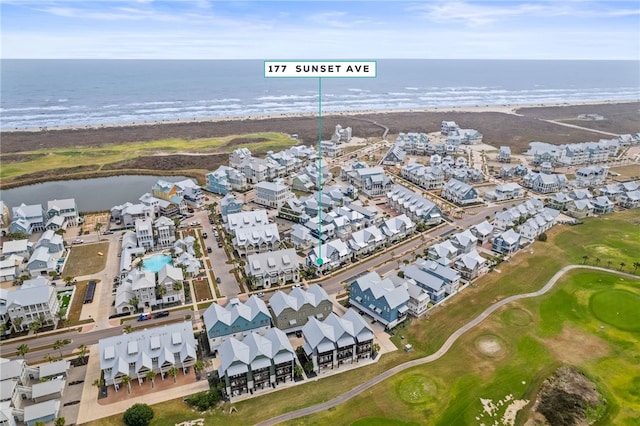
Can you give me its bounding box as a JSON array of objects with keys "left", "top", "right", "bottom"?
[{"left": 143, "top": 254, "right": 172, "bottom": 273}]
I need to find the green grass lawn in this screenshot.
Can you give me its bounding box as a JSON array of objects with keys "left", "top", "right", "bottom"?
[
  {"left": 61, "top": 241, "right": 110, "bottom": 277},
  {"left": 87, "top": 210, "right": 640, "bottom": 426}
]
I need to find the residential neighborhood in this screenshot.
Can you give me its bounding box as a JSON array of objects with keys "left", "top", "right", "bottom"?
[{"left": 1, "top": 119, "right": 639, "bottom": 426}]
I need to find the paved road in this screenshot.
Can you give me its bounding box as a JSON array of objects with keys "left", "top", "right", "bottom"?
[{"left": 256, "top": 265, "right": 640, "bottom": 426}]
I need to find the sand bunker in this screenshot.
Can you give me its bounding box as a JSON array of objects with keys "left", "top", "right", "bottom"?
[{"left": 475, "top": 335, "right": 506, "bottom": 357}]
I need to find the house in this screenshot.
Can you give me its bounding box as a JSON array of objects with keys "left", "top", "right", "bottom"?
[
  {"left": 9, "top": 204, "right": 45, "bottom": 235},
  {"left": 447, "top": 128, "right": 483, "bottom": 145},
  {"left": 46, "top": 198, "right": 79, "bottom": 229},
  {"left": 348, "top": 271, "right": 409, "bottom": 329},
  {"left": 522, "top": 172, "right": 567, "bottom": 194},
  {"left": 151, "top": 180, "right": 189, "bottom": 213},
  {"left": 331, "top": 124, "right": 352, "bottom": 143},
  {"left": 229, "top": 147, "right": 252, "bottom": 169},
  {"left": 380, "top": 214, "right": 416, "bottom": 242},
  {"left": 267, "top": 150, "right": 302, "bottom": 174},
  {"left": 492, "top": 229, "right": 521, "bottom": 254},
  {"left": 567, "top": 188, "right": 593, "bottom": 201},
  {"left": 269, "top": 284, "right": 333, "bottom": 331},
  {"left": 442, "top": 179, "right": 479, "bottom": 205},
  {"left": 307, "top": 239, "right": 351, "bottom": 272},
  {"left": 591, "top": 196, "right": 614, "bottom": 214},
  {"left": 449, "top": 229, "right": 478, "bottom": 254},
  {"left": 454, "top": 249, "right": 487, "bottom": 281},
  {"left": 202, "top": 296, "right": 272, "bottom": 353},
  {"left": 244, "top": 249, "right": 300, "bottom": 289},
  {"left": 279, "top": 198, "right": 309, "bottom": 224},
  {"left": 99, "top": 321, "right": 197, "bottom": 389},
  {"left": 427, "top": 241, "right": 459, "bottom": 266},
  {"left": 226, "top": 210, "right": 270, "bottom": 234},
  {"left": 111, "top": 202, "right": 153, "bottom": 228},
  {"left": 401, "top": 163, "right": 445, "bottom": 190},
  {"left": 233, "top": 224, "right": 281, "bottom": 257},
  {"left": 301, "top": 309, "right": 374, "bottom": 374},
  {"left": 547, "top": 192, "right": 573, "bottom": 211},
  {"left": 396, "top": 132, "right": 430, "bottom": 155},
  {"left": 574, "top": 166, "right": 608, "bottom": 188},
  {"left": 441, "top": 121, "right": 459, "bottom": 135},
  {"left": 565, "top": 199, "right": 594, "bottom": 219},
  {"left": 254, "top": 181, "right": 293, "bottom": 210},
  {"left": 157, "top": 264, "right": 185, "bottom": 306},
  {"left": 26, "top": 230, "right": 65, "bottom": 277},
  {"left": 470, "top": 220, "right": 494, "bottom": 245},
  {"left": 517, "top": 208, "right": 559, "bottom": 242},
  {"left": 498, "top": 146, "right": 511, "bottom": 163},
  {"left": 386, "top": 185, "right": 443, "bottom": 225},
  {"left": 381, "top": 145, "right": 406, "bottom": 166},
  {"left": 291, "top": 173, "right": 315, "bottom": 193},
  {"left": 345, "top": 167, "right": 394, "bottom": 198},
  {"left": 1, "top": 277, "right": 60, "bottom": 333},
  {"left": 2, "top": 239, "right": 32, "bottom": 258},
  {"left": 397, "top": 277, "right": 431, "bottom": 317},
  {"left": 134, "top": 218, "right": 154, "bottom": 250},
  {"left": 403, "top": 258, "right": 461, "bottom": 303},
  {"left": 206, "top": 166, "right": 249, "bottom": 195},
  {"left": 220, "top": 194, "right": 244, "bottom": 218},
  {"left": 618, "top": 190, "right": 640, "bottom": 209},
  {"left": 289, "top": 224, "right": 314, "bottom": 249},
  {"left": 154, "top": 216, "right": 176, "bottom": 248},
  {"left": 0, "top": 254, "right": 25, "bottom": 282},
  {"left": 348, "top": 226, "right": 386, "bottom": 256},
  {"left": 320, "top": 140, "right": 342, "bottom": 157},
  {"left": 114, "top": 269, "right": 156, "bottom": 314},
  {"left": 484, "top": 183, "right": 525, "bottom": 202},
  {"left": 217, "top": 328, "right": 295, "bottom": 398}
]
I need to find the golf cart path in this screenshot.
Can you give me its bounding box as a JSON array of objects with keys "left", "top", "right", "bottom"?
[{"left": 257, "top": 265, "right": 638, "bottom": 426}]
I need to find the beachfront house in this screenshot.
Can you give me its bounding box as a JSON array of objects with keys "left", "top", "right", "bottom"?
[
  {"left": 453, "top": 249, "right": 487, "bottom": 281},
  {"left": 522, "top": 172, "right": 568, "bottom": 194},
  {"left": 498, "top": 146, "right": 511, "bottom": 163}
]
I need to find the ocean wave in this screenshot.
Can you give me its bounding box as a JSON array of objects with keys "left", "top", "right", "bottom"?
[{"left": 256, "top": 94, "right": 318, "bottom": 101}]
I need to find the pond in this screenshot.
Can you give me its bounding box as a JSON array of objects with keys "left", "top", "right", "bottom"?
[{"left": 1, "top": 175, "right": 190, "bottom": 212}]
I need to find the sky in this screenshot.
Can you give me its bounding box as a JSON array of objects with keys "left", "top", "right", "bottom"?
[{"left": 1, "top": 0, "right": 639, "bottom": 60}]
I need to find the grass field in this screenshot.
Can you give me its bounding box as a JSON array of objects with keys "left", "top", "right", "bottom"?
[
  {"left": 1, "top": 132, "right": 298, "bottom": 184},
  {"left": 87, "top": 210, "right": 640, "bottom": 426},
  {"left": 62, "top": 241, "right": 110, "bottom": 277}
]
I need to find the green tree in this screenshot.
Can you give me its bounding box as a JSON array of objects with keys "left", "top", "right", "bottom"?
[
  {"left": 537, "top": 232, "right": 548, "bottom": 242},
  {"left": 619, "top": 262, "right": 626, "bottom": 271},
  {"left": 44, "top": 354, "right": 56, "bottom": 363},
  {"left": 77, "top": 344, "right": 88, "bottom": 365},
  {"left": 193, "top": 359, "right": 205, "bottom": 380},
  {"left": 167, "top": 366, "right": 179, "bottom": 383},
  {"left": 120, "top": 375, "right": 132, "bottom": 394},
  {"left": 17, "top": 343, "right": 29, "bottom": 359},
  {"left": 633, "top": 261, "right": 640, "bottom": 274},
  {"left": 54, "top": 417, "right": 66, "bottom": 426},
  {"left": 582, "top": 255, "right": 589, "bottom": 265},
  {"left": 123, "top": 403, "right": 154, "bottom": 426},
  {"left": 12, "top": 316, "right": 24, "bottom": 333},
  {"left": 595, "top": 257, "right": 601, "bottom": 266},
  {"left": 55, "top": 307, "right": 66, "bottom": 328},
  {"left": 172, "top": 281, "right": 183, "bottom": 292},
  {"left": 94, "top": 222, "right": 103, "bottom": 240},
  {"left": 129, "top": 297, "right": 139, "bottom": 311},
  {"left": 92, "top": 377, "right": 104, "bottom": 389},
  {"left": 29, "top": 318, "right": 42, "bottom": 336},
  {"left": 145, "top": 370, "right": 157, "bottom": 388},
  {"left": 156, "top": 284, "right": 167, "bottom": 302},
  {"left": 53, "top": 338, "right": 71, "bottom": 358},
  {"left": 123, "top": 324, "right": 134, "bottom": 334},
  {"left": 63, "top": 276, "right": 75, "bottom": 285}
]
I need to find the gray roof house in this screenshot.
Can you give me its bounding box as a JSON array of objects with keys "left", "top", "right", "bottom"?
[
  {"left": 226, "top": 210, "right": 270, "bottom": 234},
  {"left": 245, "top": 248, "right": 300, "bottom": 289},
  {"left": 386, "top": 185, "right": 443, "bottom": 225},
  {"left": 217, "top": 328, "right": 295, "bottom": 398},
  {"left": 203, "top": 296, "right": 272, "bottom": 352},
  {"left": 381, "top": 214, "right": 416, "bottom": 242},
  {"left": 442, "top": 178, "right": 479, "bottom": 205},
  {"left": 1, "top": 278, "right": 60, "bottom": 332},
  {"left": 233, "top": 223, "right": 281, "bottom": 257},
  {"left": 301, "top": 309, "right": 374, "bottom": 374},
  {"left": 269, "top": 284, "right": 333, "bottom": 331},
  {"left": 99, "top": 321, "right": 197, "bottom": 388}
]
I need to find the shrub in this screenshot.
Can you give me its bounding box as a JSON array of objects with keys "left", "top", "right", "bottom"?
[
  {"left": 123, "top": 403, "right": 154, "bottom": 426},
  {"left": 538, "top": 232, "right": 548, "bottom": 242}
]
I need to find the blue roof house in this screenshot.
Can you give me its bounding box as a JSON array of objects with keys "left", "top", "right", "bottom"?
[
  {"left": 492, "top": 229, "right": 521, "bottom": 254},
  {"left": 348, "top": 271, "right": 409, "bottom": 329}
]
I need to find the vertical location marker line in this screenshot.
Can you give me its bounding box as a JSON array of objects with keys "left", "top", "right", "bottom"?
[
  {"left": 263, "top": 60, "right": 377, "bottom": 271},
  {"left": 316, "top": 77, "right": 324, "bottom": 266}
]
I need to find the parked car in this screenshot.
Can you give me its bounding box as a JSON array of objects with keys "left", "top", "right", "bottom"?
[
  {"left": 216, "top": 277, "right": 221, "bottom": 283},
  {"left": 137, "top": 313, "right": 152, "bottom": 321},
  {"left": 207, "top": 247, "right": 212, "bottom": 253},
  {"left": 257, "top": 292, "right": 265, "bottom": 298},
  {"left": 202, "top": 233, "right": 208, "bottom": 238},
  {"left": 72, "top": 239, "right": 84, "bottom": 244},
  {"left": 153, "top": 311, "right": 170, "bottom": 319}
]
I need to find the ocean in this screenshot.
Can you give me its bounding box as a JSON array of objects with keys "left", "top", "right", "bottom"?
[{"left": 1, "top": 59, "right": 638, "bottom": 130}]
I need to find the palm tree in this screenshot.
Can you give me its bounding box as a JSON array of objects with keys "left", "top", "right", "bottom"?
[
  {"left": 633, "top": 261, "right": 640, "bottom": 274},
  {"left": 582, "top": 255, "right": 589, "bottom": 265},
  {"left": 44, "top": 354, "right": 56, "bottom": 363},
  {"left": 29, "top": 319, "right": 42, "bottom": 336},
  {"left": 17, "top": 343, "right": 29, "bottom": 360},
  {"left": 595, "top": 257, "right": 601, "bottom": 266},
  {"left": 167, "top": 366, "right": 179, "bottom": 384},
  {"left": 12, "top": 317, "right": 24, "bottom": 333},
  {"left": 53, "top": 338, "right": 71, "bottom": 359},
  {"left": 120, "top": 375, "right": 132, "bottom": 394},
  {"left": 129, "top": 296, "right": 139, "bottom": 312},
  {"left": 145, "top": 370, "right": 157, "bottom": 388},
  {"left": 94, "top": 222, "right": 102, "bottom": 240},
  {"left": 193, "top": 359, "right": 205, "bottom": 380},
  {"left": 92, "top": 377, "right": 104, "bottom": 390},
  {"left": 63, "top": 276, "right": 75, "bottom": 285},
  {"left": 55, "top": 307, "right": 66, "bottom": 328},
  {"left": 156, "top": 285, "right": 167, "bottom": 305},
  {"left": 77, "top": 344, "right": 88, "bottom": 365},
  {"left": 619, "top": 262, "right": 626, "bottom": 271},
  {"left": 172, "top": 281, "right": 182, "bottom": 292},
  {"left": 606, "top": 260, "right": 612, "bottom": 269},
  {"left": 123, "top": 324, "right": 133, "bottom": 334}
]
